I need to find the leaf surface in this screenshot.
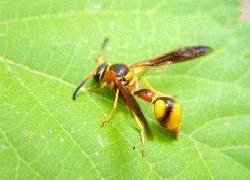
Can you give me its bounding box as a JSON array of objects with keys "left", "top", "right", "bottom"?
[{"left": 0, "top": 1, "right": 250, "bottom": 179}]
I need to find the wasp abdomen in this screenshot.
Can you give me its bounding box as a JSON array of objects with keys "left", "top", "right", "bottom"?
[
  {"left": 133, "top": 89, "right": 155, "bottom": 103},
  {"left": 153, "top": 97, "right": 181, "bottom": 136}
]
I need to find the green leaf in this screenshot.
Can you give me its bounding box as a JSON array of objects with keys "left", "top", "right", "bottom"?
[{"left": 0, "top": 0, "right": 250, "bottom": 179}]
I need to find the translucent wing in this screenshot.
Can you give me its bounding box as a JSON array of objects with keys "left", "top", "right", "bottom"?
[
  {"left": 116, "top": 80, "right": 153, "bottom": 137},
  {"left": 132, "top": 46, "right": 212, "bottom": 68}
]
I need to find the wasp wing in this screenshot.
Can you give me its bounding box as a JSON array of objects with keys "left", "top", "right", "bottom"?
[
  {"left": 132, "top": 46, "right": 212, "bottom": 68},
  {"left": 116, "top": 80, "right": 153, "bottom": 138}
]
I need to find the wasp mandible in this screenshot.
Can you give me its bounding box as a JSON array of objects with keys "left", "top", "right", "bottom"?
[{"left": 72, "top": 38, "right": 212, "bottom": 156}]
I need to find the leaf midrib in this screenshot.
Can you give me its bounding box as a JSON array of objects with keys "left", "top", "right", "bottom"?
[
  {"left": 2, "top": 58, "right": 104, "bottom": 178},
  {"left": 0, "top": 8, "right": 220, "bottom": 26}
]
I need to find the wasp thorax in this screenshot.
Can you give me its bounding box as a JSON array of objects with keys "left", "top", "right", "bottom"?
[
  {"left": 153, "top": 97, "right": 181, "bottom": 136},
  {"left": 109, "top": 64, "right": 129, "bottom": 78},
  {"left": 94, "top": 63, "right": 107, "bottom": 82}
]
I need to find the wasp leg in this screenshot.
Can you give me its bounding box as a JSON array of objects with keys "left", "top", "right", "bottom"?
[
  {"left": 128, "top": 77, "right": 139, "bottom": 91},
  {"left": 85, "top": 84, "right": 101, "bottom": 93},
  {"left": 140, "top": 77, "right": 176, "bottom": 98},
  {"left": 87, "top": 81, "right": 107, "bottom": 93},
  {"left": 131, "top": 110, "right": 145, "bottom": 157},
  {"left": 96, "top": 37, "right": 109, "bottom": 65},
  {"left": 101, "top": 88, "right": 119, "bottom": 127},
  {"left": 141, "top": 77, "right": 159, "bottom": 93}
]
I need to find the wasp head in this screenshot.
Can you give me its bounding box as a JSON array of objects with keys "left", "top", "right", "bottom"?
[{"left": 94, "top": 62, "right": 107, "bottom": 82}]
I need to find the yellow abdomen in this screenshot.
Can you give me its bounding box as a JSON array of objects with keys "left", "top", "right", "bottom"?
[{"left": 153, "top": 97, "right": 182, "bottom": 137}]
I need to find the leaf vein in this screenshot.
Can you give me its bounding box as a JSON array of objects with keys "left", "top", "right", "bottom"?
[
  {"left": 1, "top": 58, "right": 104, "bottom": 178},
  {"left": 191, "top": 138, "right": 250, "bottom": 172},
  {"left": 0, "top": 127, "right": 42, "bottom": 178},
  {"left": 0, "top": 56, "right": 162, "bottom": 178}
]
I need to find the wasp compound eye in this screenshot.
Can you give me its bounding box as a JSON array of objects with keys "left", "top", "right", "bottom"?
[
  {"left": 94, "top": 62, "right": 107, "bottom": 82},
  {"left": 153, "top": 97, "right": 181, "bottom": 137}
]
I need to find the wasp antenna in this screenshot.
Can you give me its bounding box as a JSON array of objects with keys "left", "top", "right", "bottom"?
[
  {"left": 72, "top": 71, "right": 95, "bottom": 100},
  {"left": 102, "top": 37, "right": 109, "bottom": 49},
  {"left": 72, "top": 81, "right": 85, "bottom": 100}
]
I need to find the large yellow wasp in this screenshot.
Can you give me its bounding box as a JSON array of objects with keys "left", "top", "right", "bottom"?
[{"left": 73, "top": 38, "right": 212, "bottom": 156}]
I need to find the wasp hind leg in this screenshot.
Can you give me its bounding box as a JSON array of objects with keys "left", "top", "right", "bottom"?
[
  {"left": 140, "top": 77, "right": 162, "bottom": 95},
  {"left": 131, "top": 110, "right": 145, "bottom": 157},
  {"left": 140, "top": 77, "right": 176, "bottom": 98},
  {"left": 101, "top": 89, "right": 119, "bottom": 127}
]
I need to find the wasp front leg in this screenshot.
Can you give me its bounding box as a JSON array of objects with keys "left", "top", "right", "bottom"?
[{"left": 101, "top": 88, "right": 119, "bottom": 127}]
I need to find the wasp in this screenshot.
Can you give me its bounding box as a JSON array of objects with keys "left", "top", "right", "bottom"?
[{"left": 72, "top": 38, "right": 212, "bottom": 156}]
